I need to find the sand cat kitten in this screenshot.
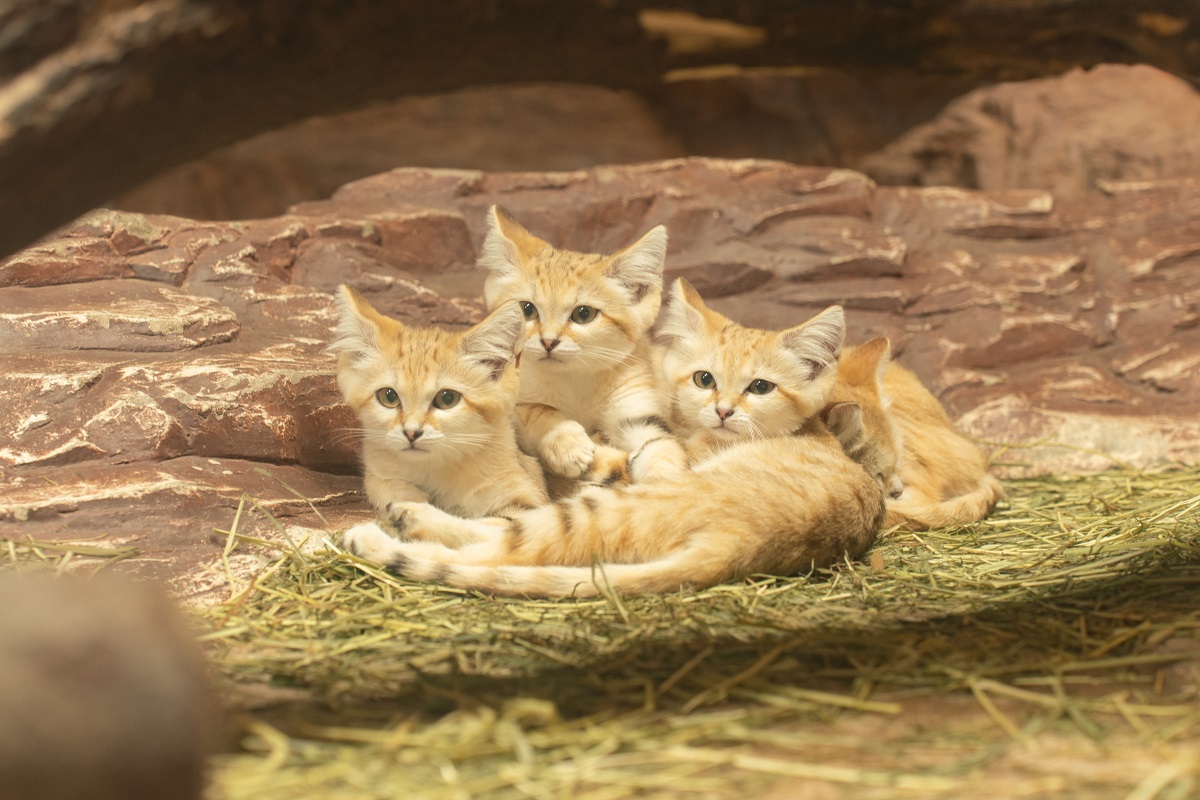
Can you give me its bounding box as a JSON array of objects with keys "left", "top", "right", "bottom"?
[
  {"left": 332, "top": 286, "right": 548, "bottom": 517},
  {"left": 342, "top": 295, "right": 883, "bottom": 598},
  {"left": 657, "top": 278, "right": 845, "bottom": 463},
  {"left": 479, "top": 206, "right": 687, "bottom": 483},
  {"left": 829, "top": 337, "right": 1004, "bottom": 530}
]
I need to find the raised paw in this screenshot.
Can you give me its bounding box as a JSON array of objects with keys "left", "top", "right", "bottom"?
[{"left": 541, "top": 425, "right": 595, "bottom": 479}]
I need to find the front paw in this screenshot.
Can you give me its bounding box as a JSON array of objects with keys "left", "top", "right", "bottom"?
[
  {"left": 541, "top": 425, "right": 595, "bottom": 478},
  {"left": 585, "top": 444, "right": 630, "bottom": 486},
  {"left": 383, "top": 501, "right": 438, "bottom": 541},
  {"left": 343, "top": 522, "right": 398, "bottom": 564}
]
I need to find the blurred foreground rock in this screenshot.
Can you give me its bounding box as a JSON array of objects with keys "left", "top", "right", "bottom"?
[
  {"left": 0, "top": 573, "right": 219, "bottom": 800},
  {"left": 1, "top": 158, "right": 1198, "bottom": 595}
]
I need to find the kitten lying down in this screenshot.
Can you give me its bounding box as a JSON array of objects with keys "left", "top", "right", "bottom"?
[{"left": 343, "top": 279, "right": 886, "bottom": 597}]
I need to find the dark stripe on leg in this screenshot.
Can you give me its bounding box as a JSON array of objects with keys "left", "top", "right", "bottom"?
[
  {"left": 425, "top": 562, "right": 451, "bottom": 585},
  {"left": 384, "top": 554, "right": 411, "bottom": 576},
  {"left": 602, "top": 466, "right": 626, "bottom": 487},
  {"left": 505, "top": 520, "right": 525, "bottom": 553},
  {"left": 623, "top": 415, "right": 672, "bottom": 434},
  {"left": 628, "top": 436, "right": 669, "bottom": 473},
  {"left": 557, "top": 501, "right": 574, "bottom": 536}
]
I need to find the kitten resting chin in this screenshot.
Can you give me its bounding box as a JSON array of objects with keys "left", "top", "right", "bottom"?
[
  {"left": 657, "top": 278, "right": 846, "bottom": 464},
  {"left": 330, "top": 285, "right": 548, "bottom": 518}
]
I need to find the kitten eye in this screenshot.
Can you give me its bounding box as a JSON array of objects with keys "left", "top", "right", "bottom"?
[
  {"left": 520, "top": 301, "right": 538, "bottom": 320},
  {"left": 432, "top": 389, "right": 461, "bottom": 410},
  {"left": 693, "top": 371, "right": 716, "bottom": 389},
  {"left": 570, "top": 305, "right": 598, "bottom": 324},
  {"left": 747, "top": 379, "right": 776, "bottom": 395},
  {"left": 375, "top": 387, "right": 401, "bottom": 409}
]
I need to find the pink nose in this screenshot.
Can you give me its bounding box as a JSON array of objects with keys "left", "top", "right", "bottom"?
[
  {"left": 541, "top": 338, "right": 560, "bottom": 353},
  {"left": 716, "top": 407, "right": 734, "bottom": 421},
  {"left": 404, "top": 429, "right": 423, "bottom": 443}
]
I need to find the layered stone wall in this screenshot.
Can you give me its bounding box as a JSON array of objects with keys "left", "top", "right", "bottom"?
[{"left": 2, "top": 159, "right": 1198, "bottom": 596}]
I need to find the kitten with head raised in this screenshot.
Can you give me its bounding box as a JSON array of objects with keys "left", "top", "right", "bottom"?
[
  {"left": 658, "top": 278, "right": 845, "bottom": 462},
  {"left": 332, "top": 285, "right": 548, "bottom": 518},
  {"left": 829, "top": 338, "right": 1004, "bottom": 530},
  {"left": 479, "top": 206, "right": 687, "bottom": 484},
  {"left": 342, "top": 289, "right": 883, "bottom": 598}
]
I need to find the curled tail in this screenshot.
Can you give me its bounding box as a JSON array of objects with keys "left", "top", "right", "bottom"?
[{"left": 885, "top": 474, "right": 1004, "bottom": 530}]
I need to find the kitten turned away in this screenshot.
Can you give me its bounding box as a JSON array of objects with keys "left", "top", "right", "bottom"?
[{"left": 829, "top": 337, "right": 1004, "bottom": 529}]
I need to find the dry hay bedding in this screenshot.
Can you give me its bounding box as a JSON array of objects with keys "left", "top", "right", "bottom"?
[{"left": 6, "top": 465, "right": 1200, "bottom": 798}]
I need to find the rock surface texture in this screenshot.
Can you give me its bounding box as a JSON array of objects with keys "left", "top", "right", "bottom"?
[
  {"left": 2, "top": 159, "right": 1199, "bottom": 596},
  {"left": 7, "top": 1, "right": 1200, "bottom": 255},
  {"left": 862, "top": 64, "right": 1200, "bottom": 197}
]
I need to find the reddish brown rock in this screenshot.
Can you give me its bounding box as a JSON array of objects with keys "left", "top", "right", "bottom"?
[
  {"left": 0, "top": 237, "right": 123, "bottom": 288},
  {"left": 862, "top": 65, "right": 1200, "bottom": 198},
  {"left": 110, "top": 72, "right": 987, "bottom": 224},
  {"left": 2, "top": 157, "right": 1199, "bottom": 598},
  {"left": 0, "top": 281, "right": 240, "bottom": 352}
]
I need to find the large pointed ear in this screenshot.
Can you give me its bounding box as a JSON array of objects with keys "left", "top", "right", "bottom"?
[
  {"left": 478, "top": 205, "right": 548, "bottom": 276},
  {"left": 658, "top": 278, "right": 709, "bottom": 343},
  {"left": 841, "top": 337, "right": 891, "bottom": 391},
  {"left": 607, "top": 224, "right": 667, "bottom": 301},
  {"left": 780, "top": 305, "right": 845, "bottom": 379},
  {"left": 330, "top": 285, "right": 385, "bottom": 359},
  {"left": 821, "top": 401, "right": 864, "bottom": 451},
  {"left": 460, "top": 301, "right": 525, "bottom": 380}
]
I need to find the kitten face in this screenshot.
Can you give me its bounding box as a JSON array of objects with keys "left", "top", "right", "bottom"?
[
  {"left": 478, "top": 206, "right": 667, "bottom": 371},
  {"left": 830, "top": 338, "right": 905, "bottom": 496},
  {"left": 659, "top": 279, "right": 845, "bottom": 441},
  {"left": 331, "top": 286, "right": 524, "bottom": 463}
]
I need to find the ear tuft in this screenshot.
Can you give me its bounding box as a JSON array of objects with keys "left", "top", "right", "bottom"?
[
  {"left": 781, "top": 305, "right": 845, "bottom": 379},
  {"left": 822, "top": 401, "right": 864, "bottom": 451},
  {"left": 608, "top": 225, "right": 667, "bottom": 301},
  {"left": 478, "top": 205, "right": 545, "bottom": 276},
  {"left": 840, "top": 336, "right": 892, "bottom": 392},
  {"left": 657, "top": 277, "right": 708, "bottom": 343},
  {"left": 461, "top": 301, "right": 525, "bottom": 380},
  {"left": 329, "top": 285, "right": 382, "bottom": 359}
]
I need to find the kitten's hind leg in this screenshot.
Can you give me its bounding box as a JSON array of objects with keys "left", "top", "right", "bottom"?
[
  {"left": 357, "top": 540, "right": 728, "bottom": 598},
  {"left": 344, "top": 523, "right": 497, "bottom": 569},
  {"left": 386, "top": 502, "right": 507, "bottom": 548}
]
